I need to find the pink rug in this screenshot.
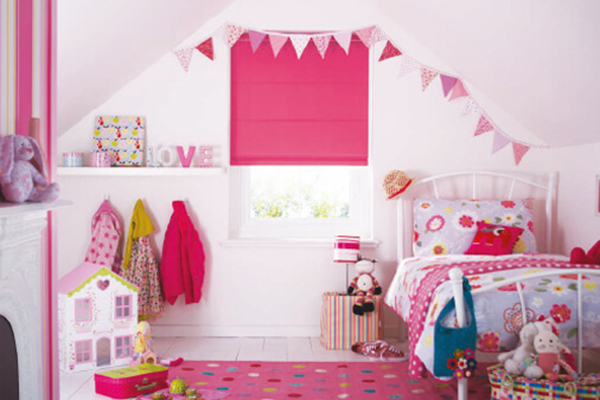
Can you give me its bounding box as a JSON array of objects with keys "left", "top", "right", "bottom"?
[{"left": 139, "top": 360, "right": 492, "bottom": 399}]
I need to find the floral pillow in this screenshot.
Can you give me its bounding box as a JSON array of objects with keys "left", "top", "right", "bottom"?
[
  {"left": 464, "top": 222, "right": 524, "bottom": 255},
  {"left": 413, "top": 198, "right": 536, "bottom": 256}
]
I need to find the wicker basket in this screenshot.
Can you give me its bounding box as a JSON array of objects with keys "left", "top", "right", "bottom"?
[{"left": 488, "top": 364, "right": 600, "bottom": 400}]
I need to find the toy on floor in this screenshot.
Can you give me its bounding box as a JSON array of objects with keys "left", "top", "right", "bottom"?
[
  {"left": 347, "top": 257, "right": 382, "bottom": 315},
  {"left": 525, "top": 330, "right": 578, "bottom": 381},
  {"left": 570, "top": 239, "right": 600, "bottom": 265},
  {"left": 132, "top": 321, "right": 158, "bottom": 366},
  {"left": 0, "top": 135, "right": 59, "bottom": 203},
  {"left": 169, "top": 378, "right": 187, "bottom": 394}
]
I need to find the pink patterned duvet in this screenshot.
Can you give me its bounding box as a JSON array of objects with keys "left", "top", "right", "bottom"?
[{"left": 384, "top": 254, "right": 600, "bottom": 378}]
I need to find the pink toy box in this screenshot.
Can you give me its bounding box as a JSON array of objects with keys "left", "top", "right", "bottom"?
[{"left": 95, "top": 363, "right": 168, "bottom": 398}]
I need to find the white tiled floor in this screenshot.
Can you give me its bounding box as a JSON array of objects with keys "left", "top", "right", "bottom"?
[
  {"left": 59, "top": 336, "right": 406, "bottom": 400},
  {"left": 59, "top": 337, "right": 600, "bottom": 399}
]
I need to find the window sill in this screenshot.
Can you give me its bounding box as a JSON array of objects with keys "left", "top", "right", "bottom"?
[{"left": 220, "top": 238, "right": 381, "bottom": 248}]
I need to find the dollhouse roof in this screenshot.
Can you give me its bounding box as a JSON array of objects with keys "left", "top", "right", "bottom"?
[{"left": 58, "top": 262, "right": 138, "bottom": 297}]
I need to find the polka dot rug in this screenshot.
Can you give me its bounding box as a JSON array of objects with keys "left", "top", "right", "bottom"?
[{"left": 137, "top": 360, "right": 492, "bottom": 400}]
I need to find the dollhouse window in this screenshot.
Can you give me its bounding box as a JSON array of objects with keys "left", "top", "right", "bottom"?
[
  {"left": 74, "top": 298, "right": 92, "bottom": 323},
  {"left": 115, "top": 295, "right": 131, "bottom": 319},
  {"left": 229, "top": 33, "right": 371, "bottom": 239},
  {"left": 75, "top": 340, "right": 92, "bottom": 364},
  {"left": 115, "top": 336, "right": 132, "bottom": 358}
]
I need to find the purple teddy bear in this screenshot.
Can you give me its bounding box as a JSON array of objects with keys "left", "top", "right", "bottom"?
[{"left": 0, "top": 135, "right": 59, "bottom": 203}]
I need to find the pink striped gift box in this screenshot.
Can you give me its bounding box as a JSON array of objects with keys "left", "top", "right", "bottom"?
[
  {"left": 333, "top": 235, "right": 360, "bottom": 263},
  {"left": 320, "top": 292, "right": 382, "bottom": 350}
]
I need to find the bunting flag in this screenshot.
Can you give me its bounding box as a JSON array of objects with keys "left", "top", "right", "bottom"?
[
  {"left": 313, "top": 35, "right": 332, "bottom": 58},
  {"left": 371, "top": 26, "right": 388, "bottom": 44},
  {"left": 398, "top": 56, "right": 420, "bottom": 78},
  {"left": 378, "top": 41, "right": 402, "bottom": 62},
  {"left": 196, "top": 38, "right": 214, "bottom": 60},
  {"left": 474, "top": 115, "right": 494, "bottom": 136},
  {"left": 249, "top": 30, "right": 267, "bottom": 52},
  {"left": 226, "top": 23, "right": 245, "bottom": 47},
  {"left": 269, "top": 34, "right": 288, "bottom": 58},
  {"left": 492, "top": 132, "right": 511, "bottom": 153},
  {"left": 461, "top": 97, "right": 480, "bottom": 116},
  {"left": 290, "top": 35, "right": 311, "bottom": 59},
  {"left": 355, "top": 26, "right": 376, "bottom": 48},
  {"left": 333, "top": 31, "right": 352, "bottom": 54},
  {"left": 173, "top": 23, "right": 542, "bottom": 166},
  {"left": 420, "top": 68, "right": 439, "bottom": 91},
  {"left": 173, "top": 48, "right": 194, "bottom": 72},
  {"left": 449, "top": 80, "right": 468, "bottom": 101},
  {"left": 440, "top": 75, "right": 458, "bottom": 97},
  {"left": 513, "top": 142, "right": 530, "bottom": 165}
]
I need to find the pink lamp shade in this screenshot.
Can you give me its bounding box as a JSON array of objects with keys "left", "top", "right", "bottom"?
[{"left": 333, "top": 235, "right": 360, "bottom": 263}]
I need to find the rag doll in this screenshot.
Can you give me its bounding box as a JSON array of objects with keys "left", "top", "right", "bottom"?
[
  {"left": 0, "top": 135, "right": 59, "bottom": 203},
  {"left": 131, "top": 321, "right": 157, "bottom": 365},
  {"left": 526, "top": 330, "right": 578, "bottom": 381},
  {"left": 347, "top": 258, "right": 382, "bottom": 315}
]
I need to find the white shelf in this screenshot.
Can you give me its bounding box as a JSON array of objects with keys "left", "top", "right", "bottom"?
[{"left": 57, "top": 167, "right": 226, "bottom": 177}]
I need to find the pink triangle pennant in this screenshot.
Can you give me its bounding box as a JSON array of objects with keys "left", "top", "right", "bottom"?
[
  {"left": 398, "top": 56, "right": 420, "bottom": 78},
  {"left": 226, "top": 23, "right": 245, "bottom": 47},
  {"left": 420, "top": 68, "right": 439, "bottom": 91},
  {"left": 173, "top": 48, "right": 194, "bottom": 72},
  {"left": 461, "top": 98, "right": 480, "bottom": 116},
  {"left": 333, "top": 31, "right": 352, "bottom": 54},
  {"left": 449, "top": 80, "right": 469, "bottom": 101},
  {"left": 355, "top": 26, "right": 376, "bottom": 48},
  {"left": 248, "top": 30, "right": 267, "bottom": 52},
  {"left": 491, "top": 132, "right": 511, "bottom": 153},
  {"left": 269, "top": 34, "right": 288, "bottom": 58},
  {"left": 378, "top": 41, "right": 402, "bottom": 62},
  {"left": 195, "top": 38, "right": 214, "bottom": 60},
  {"left": 440, "top": 75, "right": 458, "bottom": 97},
  {"left": 313, "top": 35, "right": 332, "bottom": 58},
  {"left": 290, "top": 35, "right": 311, "bottom": 59},
  {"left": 371, "top": 26, "right": 388, "bottom": 44},
  {"left": 474, "top": 115, "right": 494, "bottom": 136},
  {"left": 512, "top": 142, "right": 530, "bottom": 165}
]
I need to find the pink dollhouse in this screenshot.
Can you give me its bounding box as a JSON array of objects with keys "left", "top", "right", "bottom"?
[{"left": 58, "top": 262, "right": 139, "bottom": 372}]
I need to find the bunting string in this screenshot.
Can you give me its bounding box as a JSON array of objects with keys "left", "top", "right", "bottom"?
[{"left": 172, "top": 23, "right": 547, "bottom": 166}]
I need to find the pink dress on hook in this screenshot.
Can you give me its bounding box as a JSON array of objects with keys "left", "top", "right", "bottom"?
[{"left": 84, "top": 200, "right": 122, "bottom": 273}]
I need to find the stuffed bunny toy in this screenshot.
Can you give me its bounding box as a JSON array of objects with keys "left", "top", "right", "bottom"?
[
  {"left": 0, "top": 135, "right": 59, "bottom": 203},
  {"left": 526, "top": 330, "right": 578, "bottom": 381}
]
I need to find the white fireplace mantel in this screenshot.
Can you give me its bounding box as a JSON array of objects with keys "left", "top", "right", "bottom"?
[{"left": 0, "top": 200, "right": 69, "bottom": 400}]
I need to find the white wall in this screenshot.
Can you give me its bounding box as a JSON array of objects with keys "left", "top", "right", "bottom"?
[{"left": 56, "top": 0, "right": 600, "bottom": 338}]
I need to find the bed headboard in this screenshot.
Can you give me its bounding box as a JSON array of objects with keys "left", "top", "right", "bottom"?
[{"left": 396, "top": 171, "right": 558, "bottom": 260}]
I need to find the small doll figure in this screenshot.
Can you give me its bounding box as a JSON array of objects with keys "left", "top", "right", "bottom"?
[
  {"left": 131, "top": 321, "right": 157, "bottom": 365},
  {"left": 347, "top": 258, "right": 382, "bottom": 315}
]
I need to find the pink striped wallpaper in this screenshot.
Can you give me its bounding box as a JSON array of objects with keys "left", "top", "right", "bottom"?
[{"left": 1, "top": 0, "right": 57, "bottom": 398}]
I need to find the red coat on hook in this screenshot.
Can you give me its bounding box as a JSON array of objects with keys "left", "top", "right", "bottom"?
[{"left": 161, "top": 201, "right": 206, "bottom": 305}]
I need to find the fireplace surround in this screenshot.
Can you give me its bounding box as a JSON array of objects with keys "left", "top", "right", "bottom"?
[{"left": 0, "top": 202, "right": 66, "bottom": 400}]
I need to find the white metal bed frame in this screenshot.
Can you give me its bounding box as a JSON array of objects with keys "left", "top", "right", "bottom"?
[{"left": 395, "top": 171, "right": 600, "bottom": 400}]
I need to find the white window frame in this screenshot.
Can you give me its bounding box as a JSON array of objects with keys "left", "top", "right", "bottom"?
[{"left": 229, "top": 166, "right": 372, "bottom": 240}]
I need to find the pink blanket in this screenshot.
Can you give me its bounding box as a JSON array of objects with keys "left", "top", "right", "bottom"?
[{"left": 405, "top": 255, "right": 597, "bottom": 378}]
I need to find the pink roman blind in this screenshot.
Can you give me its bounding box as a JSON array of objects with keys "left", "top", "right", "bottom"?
[{"left": 230, "top": 34, "right": 369, "bottom": 166}]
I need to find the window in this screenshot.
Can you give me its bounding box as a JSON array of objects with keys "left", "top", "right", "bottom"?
[
  {"left": 74, "top": 298, "right": 92, "bottom": 323},
  {"left": 114, "top": 295, "right": 131, "bottom": 319},
  {"left": 230, "top": 32, "right": 371, "bottom": 239},
  {"left": 115, "top": 336, "right": 132, "bottom": 359},
  {"left": 75, "top": 340, "right": 92, "bottom": 364},
  {"left": 230, "top": 165, "right": 371, "bottom": 239}
]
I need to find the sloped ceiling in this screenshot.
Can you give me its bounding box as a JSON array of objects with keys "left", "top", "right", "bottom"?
[
  {"left": 58, "top": 0, "right": 600, "bottom": 147},
  {"left": 373, "top": 0, "right": 600, "bottom": 147},
  {"left": 57, "top": 0, "right": 235, "bottom": 135}
]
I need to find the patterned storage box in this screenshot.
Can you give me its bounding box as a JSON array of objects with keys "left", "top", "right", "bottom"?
[
  {"left": 488, "top": 364, "right": 600, "bottom": 400},
  {"left": 320, "top": 292, "right": 382, "bottom": 350},
  {"left": 94, "top": 363, "right": 168, "bottom": 399},
  {"left": 92, "top": 116, "right": 146, "bottom": 166}
]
